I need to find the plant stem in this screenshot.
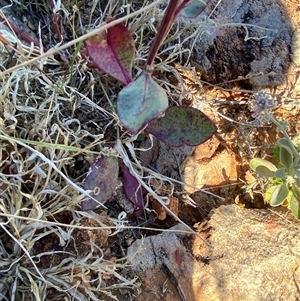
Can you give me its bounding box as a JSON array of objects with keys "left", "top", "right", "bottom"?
[
  {"left": 0, "top": 16, "right": 42, "bottom": 50},
  {"left": 267, "top": 113, "right": 300, "bottom": 159},
  {"left": 48, "top": 0, "right": 63, "bottom": 42},
  {"left": 145, "top": 0, "right": 182, "bottom": 69},
  {"left": 176, "top": 0, "right": 190, "bottom": 14}
]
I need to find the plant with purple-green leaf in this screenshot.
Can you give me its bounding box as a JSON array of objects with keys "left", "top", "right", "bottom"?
[
  {"left": 249, "top": 92, "right": 300, "bottom": 220},
  {"left": 81, "top": 0, "right": 215, "bottom": 214}
]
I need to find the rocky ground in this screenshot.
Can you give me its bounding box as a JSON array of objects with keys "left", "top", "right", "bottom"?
[
  {"left": 0, "top": 0, "right": 300, "bottom": 300},
  {"left": 127, "top": 0, "right": 300, "bottom": 300}
]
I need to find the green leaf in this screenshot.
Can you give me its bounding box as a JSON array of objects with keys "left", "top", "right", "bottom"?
[
  {"left": 180, "top": 0, "right": 210, "bottom": 18},
  {"left": 290, "top": 186, "right": 300, "bottom": 219},
  {"left": 285, "top": 189, "right": 294, "bottom": 204},
  {"left": 146, "top": 106, "right": 216, "bottom": 147},
  {"left": 269, "top": 183, "right": 289, "bottom": 206},
  {"left": 277, "top": 138, "right": 294, "bottom": 172},
  {"left": 274, "top": 167, "right": 286, "bottom": 179},
  {"left": 295, "top": 166, "right": 300, "bottom": 181},
  {"left": 279, "top": 145, "right": 293, "bottom": 172},
  {"left": 272, "top": 146, "right": 280, "bottom": 164},
  {"left": 249, "top": 158, "right": 277, "bottom": 178},
  {"left": 270, "top": 177, "right": 285, "bottom": 185},
  {"left": 277, "top": 138, "right": 294, "bottom": 155},
  {"left": 264, "top": 185, "right": 277, "bottom": 203},
  {"left": 117, "top": 72, "right": 168, "bottom": 134}
]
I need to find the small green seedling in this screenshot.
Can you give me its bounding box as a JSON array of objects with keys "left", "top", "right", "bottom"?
[{"left": 250, "top": 93, "right": 300, "bottom": 219}]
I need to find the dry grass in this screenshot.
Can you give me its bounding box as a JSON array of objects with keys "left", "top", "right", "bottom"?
[
  {"left": 0, "top": 0, "right": 299, "bottom": 300},
  {"left": 0, "top": 0, "right": 217, "bottom": 300}
]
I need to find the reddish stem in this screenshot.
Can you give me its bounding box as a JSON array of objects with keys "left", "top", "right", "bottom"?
[
  {"left": 176, "top": 0, "right": 190, "bottom": 14},
  {"left": 145, "top": 0, "right": 183, "bottom": 69},
  {"left": 0, "top": 16, "right": 43, "bottom": 50},
  {"left": 48, "top": 0, "right": 62, "bottom": 42}
]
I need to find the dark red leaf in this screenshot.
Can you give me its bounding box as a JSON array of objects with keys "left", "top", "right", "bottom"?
[
  {"left": 120, "top": 163, "right": 145, "bottom": 217},
  {"left": 84, "top": 21, "right": 135, "bottom": 85}
]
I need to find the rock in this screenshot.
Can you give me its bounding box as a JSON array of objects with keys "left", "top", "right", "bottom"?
[
  {"left": 292, "top": 28, "right": 300, "bottom": 67},
  {"left": 139, "top": 136, "right": 194, "bottom": 182},
  {"left": 128, "top": 205, "right": 300, "bottom": 301},
  {"left": 182, "top": 0, "right": 293, "bottom": 89},
  {"left": 182, "top": 135, "right": 239, "bottom": 193}
]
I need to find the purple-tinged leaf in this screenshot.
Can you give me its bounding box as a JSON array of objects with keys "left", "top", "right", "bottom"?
[
  {"left": 146, "top": 106, "right": 216, "bottom": 147},
  {"left": 179, "top": 0, "right": 210, "bottom": 19},
  {"left": 84, "top": 21, "right": 135, "bottom": 85},
  {"left": 81, "top": 155, "right": 119, "bottom": 211},
  {"left": 120, "top": 163, "right": 145, "bottom": 217},
  {"left": 117, "top": 72, "right": 168, "bottom": 134}
]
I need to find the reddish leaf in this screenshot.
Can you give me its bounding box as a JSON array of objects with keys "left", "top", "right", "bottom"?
[
  {"left": 81, "top": 155, "right": 119, "bottom": 211},
  {"left": 84, "top": 21, "right": 135, "bottom": 85},
  {"left": 120, "top": 163, "right": 145, "bottom": 217}
]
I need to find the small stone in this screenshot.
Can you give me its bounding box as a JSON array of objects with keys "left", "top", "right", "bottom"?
[{"left": 182, "top": 142, "right": 239, "bottom": 193}]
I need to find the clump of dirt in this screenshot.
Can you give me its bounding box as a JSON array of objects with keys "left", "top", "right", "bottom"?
[{"left": 188, "top": 0, "right": 293, "bottom": 89}]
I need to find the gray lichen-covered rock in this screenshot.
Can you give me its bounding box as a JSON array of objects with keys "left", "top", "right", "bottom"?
[
  {"left": 128, "top": 205, "right": 300, "bottom": 301},
  {"left": 183, "top": 0, "right": 293, "bottom": 89},
  {"left": 292, "top": 28, "right": 300, "bottom": 67}
]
